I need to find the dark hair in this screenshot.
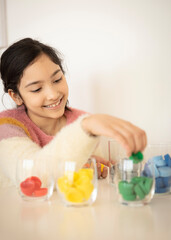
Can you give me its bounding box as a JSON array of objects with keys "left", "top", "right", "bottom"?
[
  {"left": 0, "top": 38, "right": 70, "bottom": 110},
  {"left": 0, "top": 38, "right": 65, "bottom": 93}
]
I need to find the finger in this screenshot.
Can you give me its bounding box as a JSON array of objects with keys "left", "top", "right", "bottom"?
[
  {"left": 133, "top": 130, "right": 145, "bottom": 153},
  {"left": 113, "top": 123, "right": 138, "bottom": 154},
  {"left": 124, "top": 124, "right": 147, "bottom": 153},
  {"left": 108, "top": 129, "right": 132, "bottom": 156},
  {"left": 97, "top": 162, "right": 101, "bottom": 179},
  {"left": 91, "top": 155, "right": 109, "bottom": 166},
  {"left": 142, "top": 130, "right": 147, "bottom": 150},
  {"left": 101, "top": 166, "right": 108, "bottom": 178},
  {"left": 110, "top": 160, "right": 116, "bottom": 166}
]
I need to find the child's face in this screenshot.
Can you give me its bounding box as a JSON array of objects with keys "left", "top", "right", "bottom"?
[{"left": 17, "top": 54, "right": 69, "bottom": 124}]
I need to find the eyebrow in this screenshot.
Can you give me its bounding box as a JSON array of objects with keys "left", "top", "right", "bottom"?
[
  {"left": 25, "top": 69, "right": 61, "bottom": 88},
  {"left": 50, "top": 69, "right": 61, "bottom": 78}
]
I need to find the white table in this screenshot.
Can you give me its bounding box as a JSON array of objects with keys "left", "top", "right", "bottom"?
[{"left": 0, "top": 179, "right": 171, "bottom": 240}]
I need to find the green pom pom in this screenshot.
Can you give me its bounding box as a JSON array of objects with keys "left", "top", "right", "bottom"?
[
  {"left": 136, "top": 152, "right": 143, "bottom": 160},
  {"left": 129, "top": 152, "right": 144, "bottom": 164},
  {"left": 122, "top": 193, "right": 136, "bottom": 201},
  {"left": 118, "top": 181, "right": 135, "bottom": 195}
]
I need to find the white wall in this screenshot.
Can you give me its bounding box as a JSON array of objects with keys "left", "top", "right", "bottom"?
[{"left": 0, "top": 0, "right": 171, "bottom": 144}]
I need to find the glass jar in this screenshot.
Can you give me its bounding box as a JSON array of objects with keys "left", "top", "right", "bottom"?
[
  {"left": 56, "top": 157, "right": 98, "bottom": 206},
  {"left": 108, "top": 139, "right": 122, "bottom": 185},
  {"left": 16, "top": 158, "right": 54, "bottom": 201},
  {"left": 115, "top": 158, "right": 155, "bottom": 206},
  {"left": 144, "top": 144, "right": 171, "bottom": 195}
]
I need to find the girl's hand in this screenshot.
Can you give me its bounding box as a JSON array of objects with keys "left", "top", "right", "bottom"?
[
  {"left": 91, "top": 155, "right": 111, "bottom": 179},
  {"left": 81, "top": 114, "right": 147, "bottom": 157}
]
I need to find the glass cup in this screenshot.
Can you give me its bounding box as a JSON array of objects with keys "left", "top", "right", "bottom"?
[
  {"left": 56, "top": 157, "right": 98, "bottom": 207},
  {"left": 144, "top": 144, "right": 171, "bottom": 195},
  {"left": 115, "top": 158, "right": 155, "bottom": 206},
  {"left": 16, "top": 158, "right": 54, "bottom": 201},
  {"left": 108, "top": 140, "right": 155, "bottom": 206},
  {"left": 108, "top": 140, "right": 125, "bottom": 184}
]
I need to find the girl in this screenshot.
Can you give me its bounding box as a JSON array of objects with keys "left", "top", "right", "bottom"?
[{"left": 0, "top": 38, "right": 147, "bottom": 187}]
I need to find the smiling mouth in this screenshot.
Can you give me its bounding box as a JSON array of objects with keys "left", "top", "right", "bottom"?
[{"left": 43, "top": 97, "right": 63, "bottom": 108}]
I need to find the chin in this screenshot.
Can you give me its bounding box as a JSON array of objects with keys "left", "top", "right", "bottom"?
[{"left": 51, "top": 108, "right": 65, "bottom": 119}]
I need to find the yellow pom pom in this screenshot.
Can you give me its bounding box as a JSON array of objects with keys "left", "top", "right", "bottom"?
[
  {"left": 65, "top": 187, "right": 84, "bottom": 203},
  {"left": 76, "top": 182, "right": 94, "bottom": 200},
  {"left": 78, "top": 168, "right": 94, "bottom": 180},
  {"left": 57, "top": 168, "right": 94, "bottom": 203},
  {"left": 101, "top": 164, "right": 104, "bottom": 172},
  {"left": 57, "top": 176, "right": 70, "bottom": 193}
]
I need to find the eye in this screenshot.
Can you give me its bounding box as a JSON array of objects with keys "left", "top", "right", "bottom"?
[
  {"left": 31, "top": 88, "right": 41, "bottom": 93},
  {"left": 54, "top": 77, "right": 62, "bottom": 83}
]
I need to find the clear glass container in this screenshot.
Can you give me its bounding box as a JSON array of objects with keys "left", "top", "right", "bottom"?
[
  {"left": 108, "top": 139, "right": 126, "bottom": 185},
  {"left": 16, "top": 158, "right": 54, "bottom": 201},
  {"left": 144, "top": 144, "right": 171, "bottom": 195},
  {"left": 56, "top": 157, "right": 98, "bottom": 207},
  {"left": 115, "top": 158, "right": 155, "bottom": 206}
]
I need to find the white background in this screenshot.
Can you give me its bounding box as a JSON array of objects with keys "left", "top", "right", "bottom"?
[
  {"left": 0, "top": 0, "right": 171, "bottom": 144},
  {"left": 0, "top": 0, "right": 7, "bottom": 48}
]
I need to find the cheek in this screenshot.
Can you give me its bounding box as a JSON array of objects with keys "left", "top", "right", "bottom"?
[
  {"left": 57, "top": 81, "right": 69, "bottom": 96},
  {"left": 65, "top": 84, "right": 69, "bottom": 96},
  {"left": 22, "top": 94, "right": 44, "bottom": 107},
  {"left": 63, "top": 81, "right": 69, "bottom": 95}
]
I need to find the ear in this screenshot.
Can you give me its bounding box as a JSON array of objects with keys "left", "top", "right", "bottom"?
[{"left": 8, "top": 89, "right": 23, "bottom": 106}]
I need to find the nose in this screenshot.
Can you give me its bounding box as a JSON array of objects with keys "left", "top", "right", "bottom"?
[{"left": 45, "top": 85, "right": 59, "bottom": 100}]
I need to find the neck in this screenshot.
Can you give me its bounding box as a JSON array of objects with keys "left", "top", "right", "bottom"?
[
  {"left": 39, "top": 115, "right": 67, "bottom": 136},
  {"left": 27, "top": 112, "right": 67, "bottom": 136}
]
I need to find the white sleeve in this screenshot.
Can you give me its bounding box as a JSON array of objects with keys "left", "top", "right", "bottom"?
[{"left": 0, "top": 114, "right": 99, "bottom": 187}]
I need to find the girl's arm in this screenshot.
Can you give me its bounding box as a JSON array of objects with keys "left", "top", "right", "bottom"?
[
  {"left": 0, "top": 113, "right": 147, "bottom": 187},
  {"left": 81, "top": 114, "right": 147, "bottom": 157},
  {"left": 0, "top": 114, "right": 99, "bottom": 186}
]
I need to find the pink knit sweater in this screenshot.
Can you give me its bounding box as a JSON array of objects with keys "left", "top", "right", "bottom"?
[{"left": 0, "top": 106, "right": 86, "bottom": 147}]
